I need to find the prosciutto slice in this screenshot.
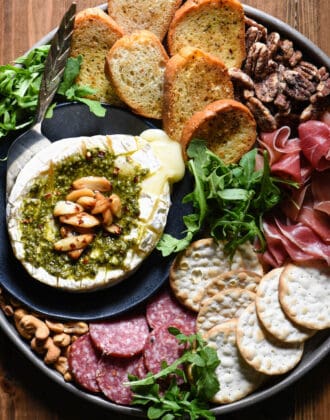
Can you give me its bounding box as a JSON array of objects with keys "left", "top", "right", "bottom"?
[
  {"left": 275, "top": 218, "right": 330, "bottom": 265},
  {"left": 298, "top": 205, "right": 330, "bottom": 244},
  {"left": 259, "top": 127, "right": 308, "bottom": 183},
  {"left": 311, "top": 170, "right": 330, "bottom": 215},
  {"left": 298, "top": 120, "right": 330, "bottom": 171}
]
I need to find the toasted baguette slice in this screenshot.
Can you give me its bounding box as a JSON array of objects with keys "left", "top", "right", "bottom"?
[
  {"left": 70, "top": 8, "right": 124, "bottom": 104},
  {"left": 105, "top": 30, "right": 169, "bottom": 119},
  {"left": 167, "top": 0, "right": 246, "bottom": 69},
  {"left": 181, "top": 99, "right": 257, "bottom": 163},
  {"left": 163, "top": 47, "right": 234, "bottom": 142},
  {"left": 108, "top": 0, "right": 183, "bottom": 41}
]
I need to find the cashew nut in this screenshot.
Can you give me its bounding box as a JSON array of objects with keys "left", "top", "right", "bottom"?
[
  {"left": 16, "top": 315, "right": 50, "bottom": 341},
  {"left": 63, "top": 322, "right": 89, "bottom": 335},
  {"left": 43, "top": 337, "right": 61, "bottom": 365},
  {"left": 31, "top": 337, "right": 47, "bottom": 355},
  {"left": 54, "top": 356, "right": 72, "bottom": 381},
  {"left": 53, "top": 333, "right": 71, "bottom": 348},
  {"left": 45, "top": 320, "right": 65, "bottom": 334}
]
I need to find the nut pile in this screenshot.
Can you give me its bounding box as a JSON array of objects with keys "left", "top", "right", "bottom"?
[
  {"left": 230, "top": 17, "right": 330, "bottom": 132},
  {"left": 53, "top": 176, "right": 122, "bottom": 260},
  {"left": 0, "top": 287, "right": 88, "bottom": 381}
]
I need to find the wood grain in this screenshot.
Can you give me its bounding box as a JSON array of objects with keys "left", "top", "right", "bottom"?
[{"left": 0, "top": 1, "right": 329, "bottom": 419}]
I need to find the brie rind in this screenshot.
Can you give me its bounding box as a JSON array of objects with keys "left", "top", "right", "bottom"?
[{"left": 7, "top": 129, "right": 185, "bottom": 292}]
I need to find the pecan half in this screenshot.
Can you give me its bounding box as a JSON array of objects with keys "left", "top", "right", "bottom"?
[
  {"left": 244, "top": 42, "right": 270, "bottom": 80},
  {"left": 266, "top": 32, "right": 281, "bottom": 58},
  {"left": 228, "top": 67, "right": 254, "bottom": 89},
  {"left": 255, "top": 72, "right": 280, "bottom": 103},
  {"left": 294, "top": 61, "right": 320, "bottom": 81},
  {"left": 246, "top": 97, "right": 277, "bottom": 132},
  {"left": 283, "top": 70, "right": 316, "bottom": 101}
]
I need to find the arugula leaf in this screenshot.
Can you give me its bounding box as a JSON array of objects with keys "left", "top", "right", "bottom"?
[
  {"left": 0, "top": 46, "right": 106, "bottom": 139},
  {"left": 157, "top": 139, "right": 298, "bottom": 257},
  {"left": 127, "top": 328, "right": 220, "bottom": 420}
]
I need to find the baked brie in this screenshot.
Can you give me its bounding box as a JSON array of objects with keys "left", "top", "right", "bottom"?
[{"left": 7, "top": 129, "right": 185, "bottom": 291}]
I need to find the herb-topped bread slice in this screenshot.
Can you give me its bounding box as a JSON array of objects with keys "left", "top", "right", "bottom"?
[
  {"left": 108, "top": 0, "right": 183, "bottom": 41},
  {"left": 163, "top": 47, "right": 234, "bottom": 142},
  {"left": 105, "top": 30, "right": 169, "bottom": 119},
  {"left": 181, "top": 99, "right": 257, "bottom": 164},
  {"left": 167, "top": 0, "right": 246, "bottom": 69},
  {"left": 70, "top": 7, "right": 124, "bottom": 104}
]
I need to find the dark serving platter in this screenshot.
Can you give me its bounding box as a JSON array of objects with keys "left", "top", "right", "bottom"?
[
  {"left": 0, "top": 3, "right": 329, "bottom": 418},
  {"left": 0, "top": 103, "right": 193, "bottom": 321}
]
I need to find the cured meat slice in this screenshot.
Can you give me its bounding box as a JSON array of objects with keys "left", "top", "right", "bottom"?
[
  {"left": 299, "top": 120, "right": 330, "bottom": 171},
  {"left": 275, "top": 218, "right": 330, "bottom": 264},
  {"left": 143, "top": 324, "right": 185, "bottom": 374},
  {"left": 89, "top": 314, "right": 149, "bottom": 357},
  {"left": 146, "top": 289, "right": 196, "bottom": 334},
  {"left": 298, "top": 205, "right": 330, "bottom": 244},
  {"left": 312, "top": 170, "right": 330, "bottom": 215},
  {"left": 68, "top": 333, "right": 100, "bottom": 393},
  {"left": 96, "top": 355, "right": 143, "bottom": 405}
]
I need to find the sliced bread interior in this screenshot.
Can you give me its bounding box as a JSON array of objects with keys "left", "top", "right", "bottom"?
[
  {"left": 163, "top": 47, "right": 234, "bottom": 142},
  {"left": 108, "top": 0, "right": 183, "bottom": 41},
  {"left": 167, "top": 0, "right": 246, "bottom": 69},
  {"left": 181, "top": 99, "right": 257, "bottom": 163},
  {"left": 105, "top": 30, "right": 169, "bottom": 119},
  {"left": 70, "top": 7, "right": 124, "bottom": 104}
]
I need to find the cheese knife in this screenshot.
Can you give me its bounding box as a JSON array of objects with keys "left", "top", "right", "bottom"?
[{"left": 6, "top": 2, "right": 76, "bottom": 198}]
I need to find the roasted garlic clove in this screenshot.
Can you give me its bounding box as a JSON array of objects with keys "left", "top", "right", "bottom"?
[
  {"left": 72, "top": 176, "right": 112, "bottom": 192},
  {"left": 59, "top": 212, "right": 100, "bottom": 228},
  {"left": 54, "top": 234, "right": 94, "bottom": 252},
  {"left": 53, "top": 201, "right": 84, "bottom": 217},
  {"left": 66, "top": 188, "right": 95, "bottom": 201}
]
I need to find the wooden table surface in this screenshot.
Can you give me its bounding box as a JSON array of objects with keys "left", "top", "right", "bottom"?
[{"left": 0, "top": 0, "right": 329, "bottom": 419}]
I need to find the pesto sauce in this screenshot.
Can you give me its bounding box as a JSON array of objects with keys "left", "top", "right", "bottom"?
[{"left": 20, "top": 148, "right": 148, "bottom": 281}]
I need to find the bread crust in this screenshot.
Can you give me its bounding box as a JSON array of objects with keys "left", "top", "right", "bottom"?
[
  {"left": 163, "top": 47, "right": 234, "bottom": 142},
  {"left": 167, "top": 0, "right": 246, "bottom": 68},
  {"left": 108, "top": 0, "right": 183, "bottom": 41},
  {"left": 105, "top": 30, "right": 169, "bottom": 119},
  {"left": 181, "top": 98, "right": 257, "bottom": 164},
  {"left": 71, "top": 8, "right": 124, "bottom": 104}
]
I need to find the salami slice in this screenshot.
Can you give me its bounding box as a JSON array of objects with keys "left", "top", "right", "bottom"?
[
  {"left": 68, "top": 333, "right": 100, "bottom": 393},
  {"left": 143, "top": 324, "right": 185, "bottom": 374},
  {"left": 89, "top": 314, "right": 149, "bottom": 357},
  {"left": 96, "top": 355, "right": 142, "bottom": 405},
  {"left": 146, "top": 289, "right": 196, "bottom": 334}
]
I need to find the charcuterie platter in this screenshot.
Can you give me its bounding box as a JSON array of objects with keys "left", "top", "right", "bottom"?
[{"left": 0, "top": 2, "right": 329, "bottom": 419}]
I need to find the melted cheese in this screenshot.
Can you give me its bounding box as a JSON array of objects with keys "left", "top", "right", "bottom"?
[{"left": 7, "top": 129, "right": 185, "bottom": 292}]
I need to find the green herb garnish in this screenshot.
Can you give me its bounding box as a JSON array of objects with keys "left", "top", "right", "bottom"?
[
  {"left": 0, "top": 46, "right": 106, "bottom": 139},
  {"left": 127, "top": 327, "right": 220, "bottom": 420},
  {"left": 157, "top": 139, "right": 298, "bottom": 257}
]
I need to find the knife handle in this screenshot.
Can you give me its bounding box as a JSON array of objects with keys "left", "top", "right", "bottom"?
[{"left": 35, "top": 3, "right": 76, "bottom": 124}]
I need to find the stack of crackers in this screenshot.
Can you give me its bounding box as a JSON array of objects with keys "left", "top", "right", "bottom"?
[{"left": 169, "top": 238, "right": 330, "bottom": 404}]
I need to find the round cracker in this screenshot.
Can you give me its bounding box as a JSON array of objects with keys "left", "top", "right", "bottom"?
[
  {"left": 236, "top": 302, "right": 304, "bottom": 375},
  {"left": 204, "top": 320, "right": 266, "bottom": 404},
  {"left": 279, "top": 263, "right": 330, "bottom": 330},
  {"left": 256, "top": 268, "right": 315, "bottom": 343},
  {"left": 201, "top": 269, "right": 261, "bottom": 305},
  {"left": 238, "top": 242, "right": 264, "bottom": 275},
  {"left": 169, "top": 238, "right": 243, "bottom": 312},
  {"left": 197, "top": 288, "right": 256, "bottom": 336}
]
